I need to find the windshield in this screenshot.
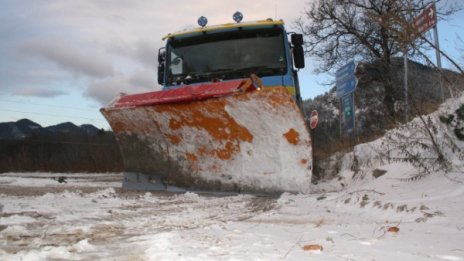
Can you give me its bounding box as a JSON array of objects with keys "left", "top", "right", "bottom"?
[{"left": 166, "top": 28, "right": 287, "bottom": 85}]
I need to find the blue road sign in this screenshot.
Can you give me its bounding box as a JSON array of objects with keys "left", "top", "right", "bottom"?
[
  {"left": 342, "top": 93, "right": 355, "bottom": 135},
  {"left": 336, "top": 61, "right": 357, "bottom": 98},
  {"left": 336, "top": 61, "right": 356, "bottom": 81},
  {"left": 336, "top": 77, "right": 357, "bottom": 97},
  {"left": 336, "top": 61, "right": 357, "bottom": 138}
]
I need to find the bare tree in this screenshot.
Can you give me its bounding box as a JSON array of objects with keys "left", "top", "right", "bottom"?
[{"left": 296, "top": 0, "right": 460, "bottom": 117}]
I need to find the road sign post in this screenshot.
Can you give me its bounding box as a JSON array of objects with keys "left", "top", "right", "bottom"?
[
  {"left": 404, "top": 49, "right": 409, "bottom": 122},
  {"left": 433, "top": 25, "right": 444, "bottom": 101},
  {"left": 342, "top": 93, "right": 355, "bottom": 137},
  {"left": 336, "top": 61, "right": 358, "bottom": 138}
]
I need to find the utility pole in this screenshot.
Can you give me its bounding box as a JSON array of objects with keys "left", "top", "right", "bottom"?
[
  {"left": 433, "top": 24, "right": 445, "bottom": 101},
  {"left": 404, "top": 49, "right": 409, "bottom": 122}
]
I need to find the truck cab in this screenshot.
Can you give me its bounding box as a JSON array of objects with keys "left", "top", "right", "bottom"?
[{"left": 158, "top": 15, "right": 305, "bottom": 106}]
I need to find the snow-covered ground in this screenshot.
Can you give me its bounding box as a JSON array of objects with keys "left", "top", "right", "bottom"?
[
  {"left": 0, "top": 168, "right": 463, "bottom": 261},
  {"left": 2, "top": 92, "right": 464, "bottom": 260}
]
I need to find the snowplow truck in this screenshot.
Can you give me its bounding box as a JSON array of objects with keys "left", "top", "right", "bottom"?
[{"left": 101, "top": 15, "right": 312, "bottom": 194}]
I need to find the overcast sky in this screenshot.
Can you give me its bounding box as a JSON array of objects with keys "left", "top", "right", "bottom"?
[{"left": 1, "top": 0, "right": 463, "bottom": 128}]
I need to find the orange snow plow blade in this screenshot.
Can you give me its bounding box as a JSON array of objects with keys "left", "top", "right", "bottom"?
[{"left": 101, "top": 77, "right": 312, "bottom": 194}]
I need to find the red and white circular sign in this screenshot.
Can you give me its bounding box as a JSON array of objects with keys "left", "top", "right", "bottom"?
[{"left": 310, "top": 110, "right": 319, "bottom": 129}]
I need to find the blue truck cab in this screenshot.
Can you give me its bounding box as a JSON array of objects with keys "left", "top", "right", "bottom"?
[{"left": 157, "top": 14, "right": 305, "bottom": 107}]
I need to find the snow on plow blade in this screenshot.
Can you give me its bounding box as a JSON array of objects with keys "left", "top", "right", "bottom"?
[{"left": 101, "top": 77, "right": 312, "bottom": 194}]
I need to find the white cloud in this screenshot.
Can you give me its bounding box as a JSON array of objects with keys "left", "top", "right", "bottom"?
[
  {"left": 19, "top": 38, "right": 115, "bottom": 78},
  {"left": 3, "top": 0, "right": 311, "bottom": 104},
  {"left": 12, "top": 87, "right": 66, "bottom": 98},
  {"left": 133, "top": 40, "right": 158, "bottom": 67},
  {"left": 128, "top": 70, "right": 157, "bottom": 89},
  {"left": 86, "top": 70, "right": 160, "bottom": 105}
]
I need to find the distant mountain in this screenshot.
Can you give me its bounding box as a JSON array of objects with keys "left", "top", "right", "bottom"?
[
  {"left": 44, "top": 122, "right": 85, "bottom": 135},
  {"left": 0, "top": 119, "right": 101, "bottom": 140},
  {"left": 0, "top": 119, "right": 122, "bottom": 173},
  {"left": 0, "top": 119, "right": 42, "bottom": 139},
  {"left": 80, "top": 124, "right": 101, "bottom": 136}
]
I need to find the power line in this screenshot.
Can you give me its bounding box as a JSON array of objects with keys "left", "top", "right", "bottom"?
[
  {"left": 0, "top": 108, "right": 106, "bottom": 122},
  {"left": 0, "top": 99, "right": 99, "bottom": 112}
]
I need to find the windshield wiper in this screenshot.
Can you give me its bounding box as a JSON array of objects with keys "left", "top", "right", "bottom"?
[
  {"left": 217, "top": 66, "right": 283, "bottom": 80},
  {"left": 206, "top": 66, "right": 282, "bottom": 79},
  {"left": 170, "top": 66, "right": 283, "bottom": 85},
  {"left": 235, "top": 66, "right": 281, "bottom": 75},
  {"left": 183, "top": 69, "right": 235, "bottom": 81}
]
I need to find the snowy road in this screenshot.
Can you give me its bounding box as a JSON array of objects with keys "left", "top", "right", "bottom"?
[{"left": 1, "top": 168, "right": 463, "bottom": 260}]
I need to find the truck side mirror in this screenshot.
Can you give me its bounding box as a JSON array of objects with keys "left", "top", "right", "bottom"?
[
  {"left": 157, "top": 48, "right": 166, "bottom": 85},
  {"left": 291, "top": 34, "right": 305, "bottom": 69},
  {"left": 157, "top": 63, "right": 165, "bottom": 85},
  {"left": 291, "top": 34, "right": 304, "bottom": 46}
]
